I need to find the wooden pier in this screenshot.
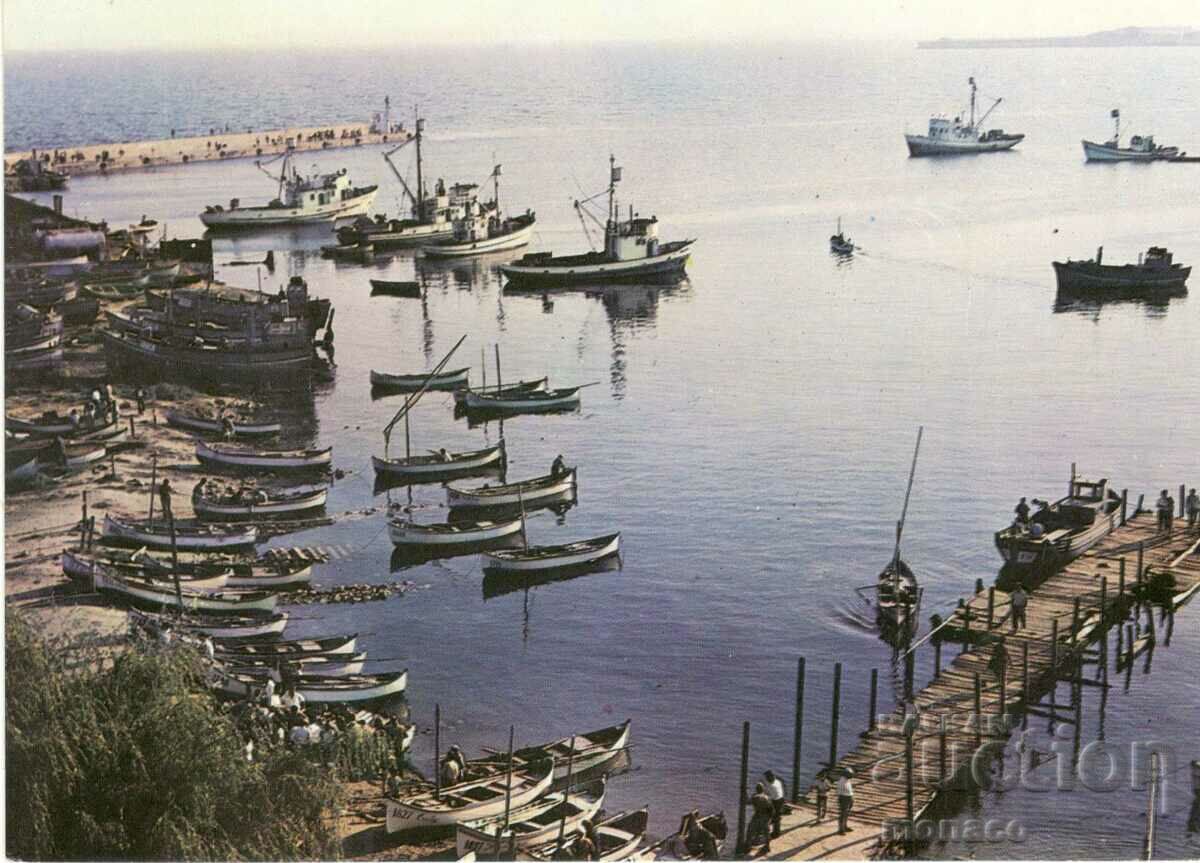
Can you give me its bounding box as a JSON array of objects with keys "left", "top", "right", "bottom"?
[{"left": 743, "top": 513, "right": 1200, "bottom": 860}]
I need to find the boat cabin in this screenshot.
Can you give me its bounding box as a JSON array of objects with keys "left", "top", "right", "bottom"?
[
  {"left": 276, "top": 169, "right": 359, "bottom": 209},
  {"left": 924, "top": 116, "right": 977, "bottom": 142},
  {"left": 604, "top": 214, "right": 661, "bottom": 261}
]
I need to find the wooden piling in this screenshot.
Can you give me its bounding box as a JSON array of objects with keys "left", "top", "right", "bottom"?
[
  {"left": 1121, "top": 488, "right": 1128, "bottom": 525},
  {"left": 1050, "top": 618, "right": 1059, "bottom": 678},
  {"left": 962, "top": 612, "right": 971, "bottom": 654},
  {"left": 933, "top": 640, "right": 942, "bottom": 679},
  {"left": 147, "top": 456, "right": 157, "bottom": 522},
  {"left": 998, "top": 637, "right": 1007, "bottom": 719},
  {"left": 1119, "top": 558, "right": 1126, "bottom": 602},
  {"left": 828, "top": 662, "right": 842, "bottom": 770},
  {"left": 791, "top": 658, "right": 805, "bottom": 804},
  {"left": 973, "top": 673, "right": 982, "bottom": 749},
  {"left": 736, "top": 720, "right": 750, "bottom": 854},
  {"left": 1071, "top": 597, "right": 1081, "bottom": 646},
  {"left": 1021, "top": 640, "right": 1030, "bottom": 728},
  {"left": 1137, "top": 542, "right": 1144, "bottom": 581},
  {"left": 986, "top": 587, "right": 995, "bottom": 629},
  {"left": 1181, "top": 484, "right": 1187, "bottom": 519},
  {"left": 904, "top": 721, "right": 915, "bottom": 834},
  {"left": 501, "top": 725, "right": 515, "bottom": 836},
  {"left": 128, "top": 416, "right": 135, "bottom": 438},
  {"left": 975, "top": 578, "right": 984, "bottom": 595},
  {"left": 434, "top": 704, "right": 441, "bottom": 800},
  {"left": 168, "top": 513, "right": 182, "bottom": 607},
  {"left": 938, "top": 715, "right": 948, "bottom": 783},
  {"left": 79, "top": 491, "right": 89, "bottom": 549},
  {"left": 868, "top": 668, "right": 878, "bottom": 732},
  {"left": 1144, "top": 751, "right": 1160, "bottom": 860},
  {"left": 904, "top": 650, "right": 915, "bottom": 701}
]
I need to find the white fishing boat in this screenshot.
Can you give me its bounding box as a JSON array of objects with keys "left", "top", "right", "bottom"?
[
  {"left": 905, "top": 77, "right": 1024, "bottom": 156},
  {"left": 370, "top": 366, "right": 470, "bottom": 390},
  {"left": 217, "top": 669, "right": 408, "bottom": 704},
  {"left": 102, "top": 514, "right": 259, "bottom": 551},
  {"left": 994, "top": 473, "right": 1122, "bottom": 571},
  {"left": 462, "top": 387, "right": 581, "bottom": 413},
  {"left": 499, "top": 156, "right": 693, "bottom": 286},
  {"left": 455, "top": 784, "right": 605, "bottom": 857},
  {"left": 372, "top": 441, "right": 506, "bottom": 479},
  {"left": 389, "top": 517, "right": 524, "bottom": 547},
  {"left": 199, "top": 150, "right": 377, "bottom": 229},
  {"left": 227, "top": 562, "right": 314, "bottom": 589},
  {"left": 62, "top": 551, "right": 231, "bottom": 593},
  {"left": 194, "top": 484, "right": 328, "bottom": 520},
  {"left": 6, "top": 413, "right": 119, "bottom": 438},
  {"left": 482, "top": 533, "right": 621, "bottom": 573},
  {"left": 518, "top": 808, "right": 649, "bottom": 862},
  {"left": 447, "top": 469, "right": 577, "bottom": 510},
  {"left": 129, "top": 607, "right": 289, "bottom": 640},
  {"left": 1082, "top": 109, "right": 1180, "bottom": 162},
  {"left": 195, "top": 439, "right": 332, "bottom": 472},
  {"left": 385, "top": 759, "right": 554, "bottom": 832},
  {"left": 423, "top": 164, "right": 536, "bottom": 258},
  {"left": 215, "top": 633, "right": 358, "bottom": 659},
  {"left": 219, "top": 652, "right": 368, "bottom": 678},
  {"left": 92, "top": 567, "right": 278, "bottom": 614},
  {"left": 164, "top": 409, "right": 282, "bottom": 438},
  {"left": 508, "top": 719, "right": 631, "bottom": 779}
]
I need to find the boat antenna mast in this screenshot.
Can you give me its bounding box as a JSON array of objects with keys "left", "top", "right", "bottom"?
[
  {"left": 968, "top": 77, "right": 976, "bottom": 128},
  {"left": 414, "top": 109, "right": 425, "bottom": 221},
  {"left": 492, "top": 163, "right": 502, "bottom": 214},
  {"left": 1111, "top": 108, "right": 1121, "bottom": 145}
]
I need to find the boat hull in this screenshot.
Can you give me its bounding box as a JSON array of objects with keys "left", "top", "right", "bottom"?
[
  {"left": 389, "top": 518, "right": 524, "bottom": 546},
  {"left": 102, "top": 514, "right": 259, "bottom": 550},
  {"left": 994, "top": 500, "right": 1121, "bottom": 571},
  {"left": 1053, "top": 260, "right": 1190, "bottom": 292},
  {"left": 372, "top": 443, "right": 505, "bottom": 479},
  {"left": 219, "top": 669, "right": 408, "bottom": 704},
  {"left": 164, "top": 410, "right": 281, "bottom": 438},
  {"left": 370, "top": 367, "right": 470, "bottom": 390},
  {"left": 422, "top": 220, "right": 535, "bottom": 259},
  {"left": 195, "top": 487, "right": 328, "bottom": 519},
  {"left": 447, "top": 470, "right": 577, "bottom": 510},
  {"left": 386, "top": 763, "right": 553, "bottom": 832},
  {"left": 101, "top": 329, "right": 315, "bottom": 383},
  {"left": 195, "top": 440, "right": 332, "bottom": 472},
  {"left": 200, "top": 188, "right": 377, "bottom": 229},
  {"left": 92, "top": 569, "right": 277, "bottom": 614},
  {"left": 1082, "top": 140, "right": 1179, "bottom": 162},
  {"left": 499, "top": 242, "right": 692, "bottom": 286},
  {"left": 483, "top": 533, "right": 621, "bottom": 573},
  {"left": 905, "top": 133, "right": 1023, "bottom": 156},
  {"left": 462, "top": 388, "right": 580, "bottom": 413},
  {"left": 455, "top": 789, "right": 604, "bottom": 857}
]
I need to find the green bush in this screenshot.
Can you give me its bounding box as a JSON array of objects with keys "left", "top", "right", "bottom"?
[{"left": 6, "top": 614, "right": 344, "bottom": 860}]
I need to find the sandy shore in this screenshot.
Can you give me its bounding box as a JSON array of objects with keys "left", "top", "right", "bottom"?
[{"left": 5, "top": 122, "right": 411, "bottom": 178}]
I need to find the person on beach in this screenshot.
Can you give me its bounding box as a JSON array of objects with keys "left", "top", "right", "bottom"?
[
  {"left": 1156, "top": 489, "right": 1173, "bottom": 533},
  {"left": 1188, "top": 488, "right": 1199, "bottom": 528},
  {"left": 573, "top": 820, "right": 598, "bottom": 860},
  {"left": 764, "top": 770, "right": 785, "bottom": 838},
  {"left": 811, "top": 771, "right": 831, "bottom": 822},
  {"left": 748, "top": 782, "right": 774, "bottom": 852},
  {"left": 158, "top": 478, "right": 174, "bottom": 521},
  {"left": 1010, "top": 584, "right": 1028, "bottom": 630},
  {"left": 192, "top": 478, "right": 208, "bottom": 501},
  {"left": 836, "top": 768, "right": 854, "bottom": 834},
  {"left": 1014, "top": 497, "right": 1030, "bottom": 526}
]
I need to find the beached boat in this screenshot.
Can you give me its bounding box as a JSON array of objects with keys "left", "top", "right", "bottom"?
[
  {"left": 6, "top": 454, "right": 41, "bottom": 485},
  {"left": 1082, "top": 109, "right": 1180, "bottom": 162},
  {"left": 5, "top": 344, "right": 64, "bottom": 372},
  {"left": 164, "top": 409, "right": 282, "bottom": 438},
  {"left": 215, "top": 634, "right": 358, "bottom": 659},
  {"left": 199, "top": 151, "right": 377, "bottom": 229},
  {"left": 92, "top": 568, "right": 278, "bottom": 614},
  {"left": 219, "top": 652, "right": 368, "bottom": 677},
  {"left": 369, "top": 279, "right": 422, "bottom": 298},
  {"left": 102, "top": 513, "right": 259, "bottom": 551},
  {"left": 447, "top": 469, "right": 577, "bottom": 510},
  {"left": 5, "top": 412, "right": 118, "bottom": 438},
  {"left": 194, "top": 484, "right": 328, "bottom": 520},
  {"left": 75, "top": 547, "right": 312, "bottom": 590},
  {"left": 1053, "top": 246, "right": 1190, "bottom": 293},
  {"left": 905, "top": 77, "right": 1024, "bottom": 156},
  {"left": 483, "top": 533, "right": 621, "bottom": 574},
  {"left": 7, "top": 437, "right": 107, "bottom": 472},
  {"left": 370, "top": 366, "right": 470, "bottom": 391},
  {"left": 385, "top": 759, "right": 554, "bottom": 832},
  {"left": 456, "top": 785, "right": 604, "bottom": 857},
  {"left": 499, "top": 156, "right": 692, "bottom": 286},
  {"left": 518, "top": 808, "right": 649, "bottom": 862},
  {"left": 830, "top": 218, "right": 854, "bottom": 255},
  {"left": 130, "top": 608, "right": 289, "bottom": 640},
  {"left": 389, "top": 517, "right": 524, "bottom": 547},
  {"left": 82, "top": 282, "right": 147, "bottom": 301},
  {"left": 452, "top": 378, "right": 548, "bottom": 405},
  {"left": 216, "top": 669, "right": 408, "bottom": 704},
  {"left": 195, "top": 439, "right": 332, "bottom": 472},
  {"left": 994, "top": 475, "right": 1122, "bottom": 571},
  {"left": 423, "top": 165, "right": 536, "bottom": 258},
  {"left": 372, "top": 441, "right": 506, "bottom": 480},
  {"left": 462, "top": 387, "right": 581, "bottom": 413},
  {"left": 62, "top": 551, "right": 232, "bottom": 592}
]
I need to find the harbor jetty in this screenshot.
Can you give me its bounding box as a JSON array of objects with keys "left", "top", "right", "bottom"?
[
  {"left": 4, "top": 120, "right": 410, "bottom": 178},
  {"left": 732, "top": 511, "right": 1200, "bottom": 860}
]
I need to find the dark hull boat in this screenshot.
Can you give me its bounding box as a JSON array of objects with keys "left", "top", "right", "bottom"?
[
  {"left": 1053, "top": 246, "right": 1190, "bottom": 293},
  {"left": 877, "top": 559, "right": 920, "bottom": 634},
  {"left": 369, "top": 279, "right": 422, "bottom": 298}
]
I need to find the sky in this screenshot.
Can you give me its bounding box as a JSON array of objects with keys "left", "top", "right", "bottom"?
[{"left": 1, "top": 0, "right": 1199, "bottom": 51}]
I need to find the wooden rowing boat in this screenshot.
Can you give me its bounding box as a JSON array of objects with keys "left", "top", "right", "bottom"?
[
  {"left": 93, "top": 568, "right": 278, "bottom": 614},
  {"left": 164, "top": 409, "right": 282, "bottom": 438},
  {"left": 370, "top": 366, "right": 470, "bottom": 390},
  {"left": 194, "top": 484, "right": 328, "bottom": 520},
  {"left": 102, "top": 514, "right": 259, "bottom": 550},
  {"left": 217, "top": 669, "right": 408, "bottom": 704},
  {"left": 129, "top": 608, "right": 289, "bottom": 639},
  {"left": 389, "top": 517, "right": 524, "bottom": 547},
  {"left": 372, "top": 441, "right": 505, "bottom": 480},
  {"left": 369, "top": 279, "right": 422, "bottom": 298},
  {"left": 507, "top": 719, "right": 630, "bottom": 780},
  {"left": 218, "top": 651, "right": 368, "bottom": 677},
  {"left": 195, "top": 439, "right": 333, "bottom": 472},
  {"left": 462, "top": 386, "right": 581, "bottom": 413},
  {"left": 995, "top": 475, "right": 1122, "bottom": 572},
  {"left": 62, "top": 551, "right": 231, "bottom": 592},
  {"left": 482, "top": 533, "right": 621, "bottom": 573},
  {"left": 447, "top": 469, "right": 576, "bottom": 510},
  {"left": 5, "top": 414, "right": 119, "bottom": 438},
  {"left": 385, "top": 759, "right": 554, "bottom": 832},
  {"left": 215, "top": 634, "right": 358, "bottom": 658},
  {"left": 877, "top": 559, "right": 919, "bottom": 630},
  {"left": 452, "top": 378, "right": 548, "bottom": 405},
  {"left": 74, "top": 547, "right": 312, "bottom": 589},
  {"left": 517, "top": 808, "right": 648, "bottom": 861},
  {"left": 455, "top": 784, "right": 605, "bottom": 857}
]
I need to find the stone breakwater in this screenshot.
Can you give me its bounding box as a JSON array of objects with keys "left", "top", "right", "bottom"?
[{"left": 5, "top": 122, "right": 412, "bottom": 178}]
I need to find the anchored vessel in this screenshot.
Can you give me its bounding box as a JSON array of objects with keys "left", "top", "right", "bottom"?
[
  {"left": 1053, "top": 246, "right": 1190, "bottom": 292},
  {"left": 905, "top": 77, "right": 1024, "bottom": 156},
  {"left": 422, "top": 164, "right": 536, "bottom": 258},
  {"left": 499, "top": 156, "right": 693, "bottom": 286},
  {"left": 1082, "top": 109, "right": 1180, "bottom": 162},
  {"left": 829, "top": 218, "right": 854, "bottom": 255},
  {"left": 994, "top": 474, "right": 1122, "bottom": 571},
  {"left": 199, "top": 149, "right": 376, "bottom": 229}
]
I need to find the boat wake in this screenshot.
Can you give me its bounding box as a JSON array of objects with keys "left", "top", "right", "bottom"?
[{"left": 828, "top": 596, "right": 881, "bottom": 635}]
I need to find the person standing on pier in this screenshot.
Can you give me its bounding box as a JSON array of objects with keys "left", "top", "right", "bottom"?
[
  {"left": 810, "top": 771, "right": 831, "bottom": 822},
  {"left": 836, "top": 768, "right": 854, "bottom": 834},
  {"left": 1010, "top": 584, "right": 1028, "bottom": 631},
  {"left": 747, "top": 782, "right": 774, "bottom": 852},
  {"left": 764, "top": 770, "right": 785, "bottom": 838},
  {"left": 1156, "top": 489, "right": 1174, "bottom": 533},
  {"left": 1187, "top": 488, "right": 1199, "bottom": 528}
]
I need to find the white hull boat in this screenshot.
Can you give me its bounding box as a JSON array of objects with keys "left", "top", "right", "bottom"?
[
  {"left": 423, "top": 217, "right": 536, "bottom": 259},
  {"left": 216, "top": 634, "right": 358, "bottom": 659},
  {"left": 129, "top": 607, "right": 289, "bottom": 639},
  {"left": 221, "top": 652, "right": 368, "bottom": 677},
  {"left": 905, "top": 77, "right": 1023, "bottom": 157},
  {"left": 370, "top": 367, "right": 470, "bottom": 390},
  {"left": 389, "top": 517, "right": 524, "bottom": 547},
  {"left": 1082, "top": 110, "right": 1179, "bottom": 162},
  {"left": 227, "top": 563, "right": 314, "bottom": 589},
  {"left": 386, "top": 760, "right": 554, "bottom": 832},
  {"left": 102, "top": 514, "right": 259, "bottom": 550},
  {"left": 92, "top": 568, "right": 278, "bottom": 614},
  {"left": 462, "top": 387, "right": 581, "bottom": 413},
  {"left": 195, "top": 439, "right": 332, "bottom": 472},
  {"left": 63, "top": 551, "right": 231, "bottom": 592},
  {"left": 164, "top": 409, "right": 281, "bottom": 438},
  {"left": 372, "top": 441, "right": 505, "bottom": 479},
  {"left": 452, "top": 378, "right": 548, "bottom": 405},
  {"left": 456, "top": 785, "right": 604, "bottom": 857},
  {"left": 217, "top": 669, "right": 407, "bottom": 704},
  {"left": 447, "top": 469, "right": 576, "bottom": 510},
  {"left": 483, "top": 532, "right": 621, "bottom": 573},
  {"left": 518, "top": 809, "right": 648, "bottom": 862},
  {"left": 194, "top": 484, "right": 328, "bottom": 520}
]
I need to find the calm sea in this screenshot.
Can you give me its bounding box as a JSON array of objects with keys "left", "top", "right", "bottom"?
[{"left": 6, "top": 43, "right": 1199, "bottom": 858}]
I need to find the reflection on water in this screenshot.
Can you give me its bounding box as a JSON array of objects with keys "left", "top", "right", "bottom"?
[{"left": 1053, "top": 286, "right": 1188, "bottom": 319}]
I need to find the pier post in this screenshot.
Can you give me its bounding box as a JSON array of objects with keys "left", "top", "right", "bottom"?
[
  {"left": 1121, "top": 488, "right": 1128, "bottom": 525},
  {"left": 168, "top": 513, "right": 181, "bottom": 606},
  {"left": 904, "top": 650, "right": 915, "bottom": 701},
  {"left": 1119, "top": 558, "right": 1126, "bottom": 603},
  {"left": 933, "top": 640, "right": 942, "bottom": 679},
  {"left": 975, "top": 578, "right": 984, "bottom": 595},
  {"left": 79, "top": 491, "right": 89, "bottom": 549},
  {"left": 1021, "top": 640, "right": 1030, "bottom": 729},
  {"left": 736, "top": 720, "right": 750, "bottom": 854},
  {"left": 868, "top": 668, "right": 878, "bottom": 733},
  {"left": 1050, "top": 619, "right": 1059, "bottom": 678},
  {"left": 1100, "top": 576, "right": 1109, "bottom": 675},
  {"left": 986, "top": 588, "right": 995, "bottom": 629},
  {"left": 938, "top": 715, "right": 948, "bottom": 783},
  {"left": 904, "top": 721, "right": 915, "bottom": 845},
  {"left": 1137, "top": 542, "right": 1144, "bottom": 582},
  {"left": 998, "top": 637, "right": 1008, "bottom": 721},
  {"left": 791, "top": 658, "right": 805, "bottom": 804},
  {"left": 434, "top": 704, "right": 441, "bottom": 800},
  {"left": 962, "top": 611, "right": 971, "bottom": 654},
  {"left": 128, "top": 416, "right": 135, "bottom": 438},
  {"left": 1181, "top": 484, "right": 1187, "bottom": 519},
  {"left": 973, "top": 673, "right": 982, "bottom": 749},
  {"left": 1071, "top": 597, "right": 1082, "bottom": 647},
  {"left": 1143, "top": 751, "right": 1160, "bottom": 860},
  {"left": 828, "top": 662, "right": 842, "bottom": 771}
]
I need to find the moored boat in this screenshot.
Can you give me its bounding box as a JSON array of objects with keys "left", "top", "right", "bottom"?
[
  {"left": 5, "top": 413, "right": 119, "bottom": 438},
  {"left": 215, "top": 633, "right": 358, "bottom": 659},
  {"left": 219, "top": 652, "right": 368, "bottom": 677},
  {"left": 509, "top": 719, "right": 631, "bottom": 780},
  {"left": 372, "top": 441, "right": 506, "bottom": 480},
  {"left": 518, "top": 808, "right": 649, "bottom": 862},
  {"left": 195, "top": 439, "right": 332, "bottom": 472},
  {"left": 642, "top": 811, "right": 728, "bottom": 860},
  {"left": 216, "top": 669, "right": 408, "bottom": 704},
  {"left": 1082, "top": 109, "right": 1179, "bottom": 162},
  {"left": 370, "top": 366, "right": 470, "bottom": 391},
  {"left": 389, "top": 517, "right": 524, "bottom": 547},
  {"left": 830, "top": 218, "right": 854, "bottom": 255},
  {"left": 447, "top": 469, "right": 577, "bottom": 510},
  {"left": 904, "top": 77, "right": 1024, "bottom": 156},
  {"left": 129, "top": 608, "right": 289, "bottom": 640},
  {"left": 92, "top": 568, "right": 278, "bottom": 614},
  {"left": 877, "top": 559, "right": 919, "bottom": 632},
  {"left": 452, "top": 378, "right": 548, "bottom": 405},
  {"left": 462, "top": 387, "right": 581, "bottom": 414},
  {"left": 1053, "top": 246, "right": 1190, "bottom": 292},
  {"left": 455, "top": 784, "right": 604, "bottom": 857},
  {"left": 385, "top": 759, "right": 553, "bottom": 832},
  {"left": 102, "top": 513, "right": 259, "bottom": 551},
  {"left": 74, "top": 547, "right": 312, "bottom": 590},
  {"left": 994, "top": 474, "right": 1122, "bottom": 572},
  {"left": 164, "top": 409, "right": 282, "bottom": 438},
  {"left": 482, "top": 533, "right": 621, "bottom": 574},
  {"left": 422, "top": 165, "right": 536, "bottom": 258},
  {"left": 194, "top": 483, "right": 328, "bottom": 520},
  {"left": 369, "top": 279, "right": 422, "bottom": 298},
  {"left": 62, "top": 551, "right": 232, "bottom": 592}
]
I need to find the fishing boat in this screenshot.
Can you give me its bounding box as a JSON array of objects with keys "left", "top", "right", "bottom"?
[
  {"left": 336, "top": 118, "right": 473, "bottom": 250},
  {"left": 905, "top": 77, "right": 1024, "bottom": 156},
  {"left": 62, "top": 551, "right": 232, "bottom": 592},
  {"left": 6, "top": 437, "right": 107, "bottom": 472},
  {"left": 483, "top": 533, "right": 621, "bottom": 574},
  {"left": 199, "top": 150, "right": 377, "bottom": 230},
  {"left": 6, "top": 454, "right": 41, "bottom": 485},
  {"left": 462, "top": 387, "right": 581, "bottom": 414},
  {"left": 370, "top": 367, "right": 470, "bottom": 391},
  {"left": 455, "top": 784, "right": 605, "bottom": 857},
  {"left": 499, "top": 156, "right": 693, "bottom": 286},
  {"left": 452, "top": 378, "right": 548, "bottom": 405},
  {"left": 92, "top": 568, "right": 278, "bottom": 615},
  {"left": 876, "top": 428, "right": 923, "bottom": 634},
  {"left": 5, "top": 412, "right": 119, "bottom": 438},
  {"left": 1053, "top": 246, "right": 1190, "bottom": 293},
  {"left": 423, "top": 165, "right": 536, "bottom": 258},
  {"left": 82, "top": 282, "right": 146, "bottom": 301},
  {"left": 385, "top": 759, "right": 554, "bottom": 832},
  {"left": 509, "top": 720, "right": 631, "bottom": 780},
  {"left": 195, "top": 439, "right": 332, "bottom": 472},
  {"left": 76, "top": 547, "right": 313, "bottom": 590},
  {"left": 219, "top": 652, "right": 368, "bottom": 678},
  {"left": 215, "top": 634, "right": 359, "bottom": 659},
  {"left": 1082, "top": 109, "right": 1180, "bottom": 162},
  {"left": 216, "top": 669, "right": 408, "bottom": 704},
  {"left": 994, "top": 473, "right": 1122, "bottom": 571},
  {"left": 369, "top": 279, "right": 422, "bottom": 298},
  {"left": 129, "top": 608, "right": 289, "bottom": 640},
  {"left": 830, "top": 218, "right": 854, "bottom": 255},
  {"left": 389, "top": 517, "right": 525, "bottom": 547},
  {"left": 194, "top": 484, "right": 328, "bottom": 520},
  {"left": 164, "top": 409, "right": 281, "bottom": 438},
  {"left": 642, "top": 811, "right": 728, "bottom": 860},
  {"left": 447, "top": 469, "right": 577, "bottom": 510},
  {"left": 372, "top": 441, "right": 506, "bottom": 480},
  {"left": 518, "top": 808, "right": 649, "bottom": 862},
  {"left": 5, "top": 343, "right": 64, "bottom": 372},
  {"left": 102, "top": 514, "right": 259, "bottom": 551}
]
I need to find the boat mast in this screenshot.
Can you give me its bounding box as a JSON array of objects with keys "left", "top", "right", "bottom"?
[
  {"left": 968, "top": 77, "right": 976, "bottom": 128},
  {"left": 493, "top": 164, "right": 501, "bottom": 215},
  {"left": 1111, "top": 108, "right": 1121, "bottom": 145},
  {"left": 608, "top": 154, "right": 617, "bottom": 228},
  {"left": 415, "top": 111, "right": 425, "bottom": 221}
]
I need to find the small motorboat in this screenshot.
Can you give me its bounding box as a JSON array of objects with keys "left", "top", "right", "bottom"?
[
  {"left": 482, "top": 533, "right": 621, "bottom": 574},
  {"left": 195, "top": 439, "right": 332, "bottom": 472},
  {"left": 995, "top": 473, "right": 1122, "bottom": 572},
  {"left": 830, "top": 218, "right": 854, "bottom": 255}
]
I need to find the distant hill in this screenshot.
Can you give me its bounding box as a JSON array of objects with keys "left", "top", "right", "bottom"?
[{"left": 918, "top": 26, "right": 1200, "bottom": 49}]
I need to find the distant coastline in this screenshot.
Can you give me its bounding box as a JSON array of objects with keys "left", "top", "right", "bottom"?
[{"left": 919, "top": 25, "right": 1200, "bottom": 49}]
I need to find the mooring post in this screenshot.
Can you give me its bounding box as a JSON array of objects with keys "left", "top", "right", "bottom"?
[
  {"left": 938, "top": 714, "right": 948, "bottom": 783},
  {"left": 1050, "top": 618, "right": 1059, "bottom": 679},
  {"left": 933, "top": 640, "right": 942, "bottom": 679},
  {"left": 1181, "top": 484, "right": 1187, "bottom": 519},
  {"left": 1137, "top": 542, "right": 1144, "bottom": 582},
  {"left": 904, "top": 721, "right": 916, "bottom": 843},
  {"left": 1119, "top": 558, "right": 1127, "bottom": 603},
  {"left": 1100, "top": 576, "right": 1109, "bottom": 673},
  {"left": 986, "top": 587, "right": 995, "bottom": 629},
  {"left": 79, "top": 490, "right": 89, "bottom": 549},
  {"left": 128, "top": 416, "right": 135, "bottom": 438},
  {"left": 1143, "top": 751, "right": 1160, "bottom": 860},
  {"left": 998, "top": 637, "right": 1008, "bottom": 721},
  {"left": 868, "top": 668, "right": 878, "bottom": 732},
  {"left": 736, "top": 720, "right": 750, "bottom": 855},
  {"left": 962, "top": 611, "right": 971, "bottom": 654},
  {"left": 975, "top": 578, "right": 984, "bottom": 595},
  {"left": 791, "top": 658, "right": 805, "bottom": 804},
  {"left": 829, "top": 662, "right": 842, "bottom": 771},
  {"left": 1121, "top": 488, "right": 1128, "bottom": 525},
  {"left": 904, "top": 650, "right": 915, "bottom": 701},
  {"left": 1071, "top": 597, "right": 1082, "bottom": 647},
  {"left": 434, "top": 703, "right": 441, "bottom": 800},
  {"left": 1021, "top": 640, "right": 1030, "bottom": 729},
  {"left": 973, "top": 672, "right": 983, "bottom": 748}
]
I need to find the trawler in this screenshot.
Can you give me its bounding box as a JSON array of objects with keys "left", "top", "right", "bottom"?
[
  {"left": 1081, "top": 109, "right": 1180, "bottom": 162},
  {"left": 336, "top": 118, "right": 472, "bottom": 250},
  {"left": 421, "top": 165, "right": 536, "bottom": 258},
  {"left": 904, "top": 77, "right": 1024, "bottom": 156},
  {"left": 1053, "top": 246, "right": 1190, "bottom": 292},
  {"left": 498, "top": 156, "right": 693, "bottom": 286},
  {"left": 199, "top": 150, "right": 376, "bottom": 230}
]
